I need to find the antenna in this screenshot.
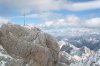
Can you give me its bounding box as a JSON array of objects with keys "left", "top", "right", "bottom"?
[{"left": 23, "top": 11, "right": 26, "bottom": 26}]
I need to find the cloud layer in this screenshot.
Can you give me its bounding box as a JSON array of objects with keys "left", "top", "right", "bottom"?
[
  {"left": 86, "top": 18, "right": 100, "bottom": 28},
  {"left": 41, "top": 15, "right": 100, "bottom": 29},
  {"left": 65, "top": 0, "right": 100, "bottom": 11},
  {"left": 1, "top": 0, "right": 100, "bottom": 13},
  {"left": 0, "top": 0, "right": 62, "bottom": 13}
]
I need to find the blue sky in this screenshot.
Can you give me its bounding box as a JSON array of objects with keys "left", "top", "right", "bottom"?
[{"left": 0, "top": 0, "right": 100, "bottom": 30}]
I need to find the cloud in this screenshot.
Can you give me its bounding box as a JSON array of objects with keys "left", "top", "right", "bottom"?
[
  {"left": 65, "top": 15, "right": 80, "bottom": 26},
  {"left": 65, "top": 0, "right": 100, "bottom": 11},
  {"left": 0, "top": 0, "right": 62, "bottom": 13},
  {"left": 1, "top": 0, "right": 100, "bottom": 14},
  {"left": 40, "top": 15, "right": 81, "bottom": 29},
  {"left": 44, "top": 19, "right": 66, "bottom": 27},
  {"left": 40, "top": 15, "right": 100, "bottom": 37},
  {"left": 40, "top": 15, "right": 100, "bottom": 29},
  {"left": 86, "top": 18, "right": 100, "bottom": 28},
  {"left": 0, "top": 17, "right": 9, "bottom": 24}
]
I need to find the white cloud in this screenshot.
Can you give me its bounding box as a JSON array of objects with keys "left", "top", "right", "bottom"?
[
  {"left": 86, "top": 18, "right": 100, "bottom": 28},
  {"left": 65, "top": 15, "right": 80, "bottom": 26},
  {"left": 41, "top": 15, "right": 81, "bottom": 29},
  {"left": 25, "top": 15, "right": 100, "bottom": 37},
  {"left": 65, "top": 0, "right": 100, "bottom": 11},
  {"left": 1, "top": 0, "right": 100, "bottom": 13},
  {"left": 0, "top": 0, "right": 62, "bottom": 13},
  {"left": 41, "top": 15, "right": 100, "bottom": 29},
  {"left": 0, "top": 17, "right": 9, "bottom": 24},
  {"left": 44, "top": 19, "right": 66, "bottom": 27}
]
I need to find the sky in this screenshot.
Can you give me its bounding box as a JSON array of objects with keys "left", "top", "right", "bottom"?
[{"left": 0, "top": 0, "right": 100, "bottom": 36}]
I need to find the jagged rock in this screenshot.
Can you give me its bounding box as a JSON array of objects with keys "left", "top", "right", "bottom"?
[
  {"left": 0, "top": 45, "right": 24, "bottom": 66},
  {"left": 59, "top": 51, "right": 72, "bottom": 65},
  {"left": 0, "top": 23, "right": 60, "bottom": 66}
]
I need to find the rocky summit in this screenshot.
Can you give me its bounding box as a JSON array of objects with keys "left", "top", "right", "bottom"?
[{"left": 0, "top": 23, "right": 60, "bottom": 66}]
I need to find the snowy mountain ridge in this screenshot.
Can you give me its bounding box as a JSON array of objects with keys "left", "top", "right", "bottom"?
[
  {"left": 70, "top": 49, "right": 100, "bottom": 66},
  {"left": 58, "top": 40, "right": 100, "bottom": 66}
]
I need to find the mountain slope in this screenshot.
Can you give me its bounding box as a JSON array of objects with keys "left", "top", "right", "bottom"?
[{"left": 0, "top": 23, "right": 60, "bottom": 66}]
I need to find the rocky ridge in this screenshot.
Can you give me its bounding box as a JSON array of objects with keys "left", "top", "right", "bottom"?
[{"left": 0, "top": 23, "right": 60, "bottom": 66}]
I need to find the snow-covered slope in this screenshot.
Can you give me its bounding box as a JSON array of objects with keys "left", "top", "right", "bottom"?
[
  {"left": 58, "top": 40, "right": 99, "bottom": 66},
  {"left": 70, "top": 49, "right": 100, "bottom": 66},
  {"left": 58, "top": 39, "right": 100, "bottom": 66},
  {"left": 59, "top": 40, "right": 94, "bottom": 61}
]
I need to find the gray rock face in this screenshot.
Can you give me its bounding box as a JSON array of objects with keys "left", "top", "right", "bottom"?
[{"left": 0, "top": 24, "right": 60, "bottom": 66}]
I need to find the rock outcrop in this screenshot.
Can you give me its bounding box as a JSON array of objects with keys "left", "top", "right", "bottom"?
[
  {"left": 0, "top": 45, "right": 24, "bottom": 66},
  {"left": 0, "top": 23, "right": 60, "bottom": 66}
]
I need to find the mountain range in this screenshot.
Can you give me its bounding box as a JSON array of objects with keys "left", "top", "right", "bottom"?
[{"left": 0, "top": 23, "right": 100, "bottom": 66}]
